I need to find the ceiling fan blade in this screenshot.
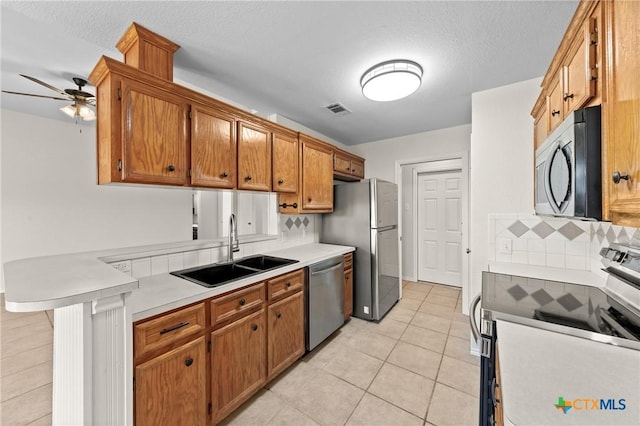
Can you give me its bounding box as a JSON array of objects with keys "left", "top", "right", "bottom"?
[
  {"left": 86, "top": 97, "right": 96, "bottom": 106},
  {"left": 2, "top": 90, "right": 68, "bottom": 101},
  {"left": 19, "top": 74, "right": 71, "bottom": 98}
]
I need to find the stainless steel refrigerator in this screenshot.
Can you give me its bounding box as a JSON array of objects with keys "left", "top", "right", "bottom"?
[{"left": 321, "top": 178, "right": 400, "bottom": 321}]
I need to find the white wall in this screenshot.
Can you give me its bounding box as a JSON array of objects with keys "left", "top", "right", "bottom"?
[
  {"left": 1, "top": 110, "right": 193, "bottom": 292},
  {"left": 349, "top": 124, "right": 471, "bottom": 182},
  {"left": 468, "top": 77, "right": 541, "bottom": 312}
]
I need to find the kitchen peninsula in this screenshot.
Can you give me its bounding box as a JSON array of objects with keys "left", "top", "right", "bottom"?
[{"left": 3, "top": 241, "right": 354, "bottom": 425}]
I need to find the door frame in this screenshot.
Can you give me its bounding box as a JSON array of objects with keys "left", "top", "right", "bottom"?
[{"left": 395, "top": 152, "right": 470, "bottom": 292}]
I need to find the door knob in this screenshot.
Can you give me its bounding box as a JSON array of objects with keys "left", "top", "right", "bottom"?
[
  {"left": 278, "top": 179, "right": 284, "bottom": 185},
  {"left": 167, "top": 165, "right": 175, "bottom": 172},
  {"left": 184, "top": 357, "right": 193, "bottom": 367},
  {"left": 613, "top": 171, "right": 629, "bottom": 184}
]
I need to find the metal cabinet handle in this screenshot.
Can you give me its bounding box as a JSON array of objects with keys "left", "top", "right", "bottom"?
[
  {"left": 167, "top": 165, "right": 176, "bottom": 172},
  {"left": 613, "top": 171, "right": 629, "bottom": 184},
  {"left": 551, "top": 109, "right": 560, "bottom": 116},
  {"left": 221, "top": 171, "right": 228, "bottom": 178},
  {"left": 469, "top": 294, "right": 481, "bottom": 343},
  {"left": 286, "top": 281, "right": 291, "bottom": 288},
  {"left": 275, "top": 312, "right": 282, "bottom": 319},
  {"left": 245, "top": 175, "right": 252, "bottom": 181},
  {"left": 278, "top": 179, "right": 284, "bottom": 184},
  {"left": 308, "top": 197, "right": 312, "bottom": 202},
  {"left": 279, "top": 203, "right": 298, "bottom": 209},
  {"left": 251, "top": 324, "right": 258, "bottom": 331},
  {"left": 563, "top": 93, "right": 574, "bottom": 101},
  {"left": 185, "top": 357, "right": 193, "bottom": 367},
  {"left": 238, "top": 298, "right": 246, "bottom": 306},
  {"left": 159, "top": 321, "right": 190, "bottom": 335}
]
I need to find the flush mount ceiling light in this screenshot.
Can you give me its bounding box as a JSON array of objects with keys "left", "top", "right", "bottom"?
[
  {"left": 60, "top": 101, "right": 96, "bottom": 121},
  {"left": 360, "top": 60, "right": 423, "bottom": 102}
]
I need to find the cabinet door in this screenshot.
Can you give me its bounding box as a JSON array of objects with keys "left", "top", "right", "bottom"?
[
  {"left": 533, "top": 105, "right": 549, "bottom": 150},
  {"left": 121, "top": 79, "right": 189, "bottom": 185},
  {"left": 344, "top": 269, "right": 353, "bottom": 320},
  {"left": 334, "top": 153, "right": 352, "bottom": 175},
  {"left": 191, "top": 104, "right": 236, "bottom": 188},
  {"left": 267, "top": 291, "right": 304, "bottom": 379},
  {"left": 604, "top": 0, "right": 640, "bottom": 225},
  {"left": 238, "top": 121, "right": 272, "bottom": 191},
  {"left": 135, "top": 336, "right": 207, "bottom": 426},
  {"left": 272, "top": 131, "right": 298, "bottom": 193},
  {"left": 351, "top": 158, "right": 365, "bottom": 178},
  {"left": 563, "top": 17, "right": 596, "bottom": 114},
  {"left": 547, "top": 73, "right": 564, "bottom": 132},
  {"left": 301, "top": 139, "right": 333, "bottom": 211},
  {"left": 211, "top": 309, "right": 266, "bottom": 423}
]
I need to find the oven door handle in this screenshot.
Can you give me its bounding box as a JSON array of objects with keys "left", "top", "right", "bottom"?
[{"left": 469, "top": 293, "right": 482, "bottom": 343}]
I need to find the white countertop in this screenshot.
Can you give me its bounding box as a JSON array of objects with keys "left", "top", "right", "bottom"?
[
  {"left": 3, "top": 242, "right": 353, "bottom": 318},
  {"left": 129, "top": 244, "right": 354, "bottom": 321},
  {"left": 488, "top": 261, "right": 606, "bottom": 286}
]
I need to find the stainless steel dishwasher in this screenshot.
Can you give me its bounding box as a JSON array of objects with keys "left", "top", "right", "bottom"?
[{"left": 306, "top": 256, "right": 344, "bottom": 351}]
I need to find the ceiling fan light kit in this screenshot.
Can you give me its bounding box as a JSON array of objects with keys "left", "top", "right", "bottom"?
[
  {"left": 360, "top": 59, "right": 423, "bottom": 102},
  {"left": 2, "top": 74, "right": 96, "bottom": 121},
  {"left": 60, "top": 101, "right": 96, "bottom": 121}
]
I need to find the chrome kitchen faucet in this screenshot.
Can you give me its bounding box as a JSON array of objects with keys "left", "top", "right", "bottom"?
[{"left": 227, "top": 213, "right": 240, "bottom": 261}]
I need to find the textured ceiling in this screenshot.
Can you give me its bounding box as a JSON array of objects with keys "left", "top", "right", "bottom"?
[{"left": 1, "top": 1, "right": 578, "bottom": 145}]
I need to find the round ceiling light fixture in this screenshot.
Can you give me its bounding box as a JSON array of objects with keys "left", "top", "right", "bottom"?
[{"left": 360, "top": 59, "right": 423, "bottom": 102}]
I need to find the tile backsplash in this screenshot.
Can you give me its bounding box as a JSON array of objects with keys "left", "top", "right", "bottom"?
[
  {"left": 488, "top": 213, "right": 640, "bottom": 273},
  {"left": 112, "top": 214, "right": 319, "bottom": 279}
]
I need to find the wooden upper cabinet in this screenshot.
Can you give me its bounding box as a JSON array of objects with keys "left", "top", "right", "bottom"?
[
  {"left": 237, "top": 121, "right": 272, "bottom": 191},
  {"left": 301, "top": 136, "right": 334, "bottom": 211},
  {"left": 532, "top": 92, "right": 549, "bottom": 150},
  {"left": 562, "top": 16, "right": 597, "bottom": 115},
  {"left": 603, "top": 0, "right": 640, "bottom": 225},
  {"left": 121, "top": 78, "right": 189, "bottom": 185},
  {"left": 333, "top": 150, "right": 365, "bottom": 181},
  {"left": 272, "top": 131, "right": 298, "bottom": 193},
  {"left": 548, "top": 72, "right": 564, "bottom": 131},
  {"left": 334, "top": 153, "right": 352, "bottom": 175},
  {"left": 190, "top": 104, "right": 236, "bottom": 189}
]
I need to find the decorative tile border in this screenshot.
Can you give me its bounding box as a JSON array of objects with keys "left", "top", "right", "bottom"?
[
  {"left": 283, "top": 215, "right": 312, "bottom": 231},
  {"left": 488, "top": 213, "right": 640, "bottom": 272}
]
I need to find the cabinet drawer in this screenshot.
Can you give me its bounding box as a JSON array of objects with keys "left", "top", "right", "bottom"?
[
  {"left": 344, "top": 253, "right": 353, "bottom": 270},
  {"left": 211, "top": 282, "right": 266, "bottom": 328},
  {"left": 134, "top": 303, "right": 205, "bottom": 359},
  {"left": 267, "top": 269, "right": 304, "bottom": 302}
]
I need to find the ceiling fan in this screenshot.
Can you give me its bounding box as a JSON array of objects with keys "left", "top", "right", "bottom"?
[{"left": 2, "top": 74, "right": 96, "bottom": 121}]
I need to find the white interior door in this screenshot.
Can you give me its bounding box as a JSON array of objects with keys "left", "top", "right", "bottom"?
[{"left": 417, "top": 170, "right": 462, "bottom": 287}]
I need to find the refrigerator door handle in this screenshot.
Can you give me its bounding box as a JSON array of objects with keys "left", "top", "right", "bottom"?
[{"left": 470, "top": 293, "right": 482, "bottom": 343}]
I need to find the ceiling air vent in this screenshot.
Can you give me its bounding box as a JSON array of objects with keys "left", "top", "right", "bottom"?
[{"left": 324, "top": 102, "right": 351, "bottom": 117}]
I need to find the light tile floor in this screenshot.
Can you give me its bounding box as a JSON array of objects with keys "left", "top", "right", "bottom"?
[{"left": 0, "top": 281, "right": 479, "bottom": 426}]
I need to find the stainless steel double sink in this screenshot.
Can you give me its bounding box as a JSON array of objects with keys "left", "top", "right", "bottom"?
[{"left": 170, "top": 255, "right": 298, "bottom": 288}]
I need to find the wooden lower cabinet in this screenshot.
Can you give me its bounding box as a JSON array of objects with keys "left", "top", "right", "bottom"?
[
  {"left": 211, "top": 309, "right": 266, "bottom": 424},
  {"left": 267, "top": 291, "right": 305, "bottom": 379},
  {"left": 344, "top": 269, "right": 353, "bottom": 320},
  {"left": 135, "top": 336, "right": 207, "bottom": 426}
]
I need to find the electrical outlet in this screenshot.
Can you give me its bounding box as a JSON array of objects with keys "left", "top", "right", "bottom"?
[
  {"left": 498, "top": 238, "right": 512, "bottom": 254},
  {"left": 110, "top": 260, "right": 131, "bottom": 274}
]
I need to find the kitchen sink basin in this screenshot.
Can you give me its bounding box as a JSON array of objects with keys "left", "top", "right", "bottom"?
[
  {"left": 170, "top": 255, "right": 298, "bottom": 288},
  {"left": 234, "top": 255, "right": 298, "bottom": 271}
]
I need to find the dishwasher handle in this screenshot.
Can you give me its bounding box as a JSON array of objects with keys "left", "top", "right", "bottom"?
[{"left": 310, "top": 262, "right": 344, "bottom": 275}]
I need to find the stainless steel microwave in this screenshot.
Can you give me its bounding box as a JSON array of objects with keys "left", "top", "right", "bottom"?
[{"left": 534, "top": 105, "right": 602, "bottom": 220}]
